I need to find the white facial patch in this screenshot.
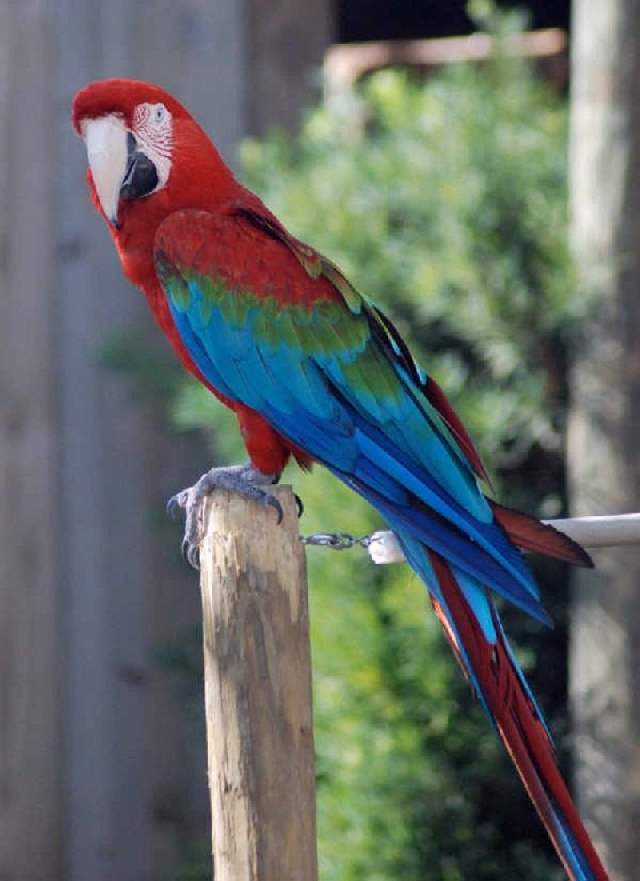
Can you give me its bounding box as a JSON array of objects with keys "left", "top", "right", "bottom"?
[{"left": 132, "top": 102, "right": 173, "bottom": 192}]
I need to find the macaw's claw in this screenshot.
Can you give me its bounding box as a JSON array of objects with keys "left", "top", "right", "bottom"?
[
  {"left": 166, "top": 490, "right": 189, "bottom": 519},
  {"left": 181, "top": 536, "right": 200, "bottom": 570},
  {"left": 294, "top": 493, "right": 305, "bottom": 518},
  {"left": 168, "top": 462, "right": 281, "bottom": 569},
  {"left": 265, "top": 494, "right": 284, "bottom": 524}
]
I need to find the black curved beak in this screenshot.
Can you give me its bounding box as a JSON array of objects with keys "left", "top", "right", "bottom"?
[{"left": 119, "top": 132, "right": 159, "bottom": 202}]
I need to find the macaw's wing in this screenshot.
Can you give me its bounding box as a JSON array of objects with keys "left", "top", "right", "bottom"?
[{"left": 153, "top": 203, "right": 548, "bottom": 623}]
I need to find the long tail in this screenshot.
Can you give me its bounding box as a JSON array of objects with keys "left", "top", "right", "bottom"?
[{"left": 395, "top": 530, "right": 608, "bottom": 881}]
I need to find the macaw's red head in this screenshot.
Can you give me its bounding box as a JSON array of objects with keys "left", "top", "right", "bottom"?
[{"left": 72, "top": 79, "right": 236, "bottom": 236}]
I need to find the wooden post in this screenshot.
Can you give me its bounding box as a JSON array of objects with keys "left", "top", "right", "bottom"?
[{"left": 199, "top": 486, "right": 318, "bottom": 881}]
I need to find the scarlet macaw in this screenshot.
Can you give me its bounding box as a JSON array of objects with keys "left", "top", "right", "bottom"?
[{"left": 72, "top": 79, "right": 608, "bottom": 881}]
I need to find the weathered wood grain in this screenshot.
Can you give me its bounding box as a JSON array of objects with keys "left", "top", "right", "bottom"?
[{"left": 200, "top": 486, "right": 318, "bottom": 881}]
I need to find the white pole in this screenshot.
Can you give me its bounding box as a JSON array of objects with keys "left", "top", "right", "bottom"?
[{"left": 367, "top": 513, "right": 640, "bottom": 565}]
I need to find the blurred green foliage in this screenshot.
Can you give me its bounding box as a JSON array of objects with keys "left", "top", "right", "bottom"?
[{"left": 162, "top": 43, "right": 579, "bottom": 880}]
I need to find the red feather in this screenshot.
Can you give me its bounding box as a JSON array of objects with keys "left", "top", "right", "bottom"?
[
  {"left": 491, "top": 502, "right": 593, "bottom": 568},
  {"left": 424, "top": 376, "right": 491, "bottom": 483},
  {"left": 428, "top": 552, "right": 608, "bottom": 881}
]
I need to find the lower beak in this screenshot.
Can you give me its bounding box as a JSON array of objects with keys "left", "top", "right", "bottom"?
[{"left": 84, "top": 115, "right": 129, "bottom": 227}]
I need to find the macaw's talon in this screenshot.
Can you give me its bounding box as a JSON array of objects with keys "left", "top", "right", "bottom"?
[
  {"left": 168, "top": 462, "right": 281, "bottom": 567},
  {"left": 166, "top": 491, "right": 188, "bottom": 519},
  {"left": 181, "top": 537, "right": 200, "bottom": 570},
  {"left": 262, "top": 493, "right": 284, "bottom": 524},
  {"left": 294, "top": 493, "right": 305, "bottom": 519}
]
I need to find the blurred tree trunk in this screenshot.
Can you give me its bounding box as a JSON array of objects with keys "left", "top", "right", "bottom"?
[
  {"left": 568, "top": 2, "right": 640, "bottom": 878},
  {"left": 246, "top": 0, "right": 332, "bottom": 134}
]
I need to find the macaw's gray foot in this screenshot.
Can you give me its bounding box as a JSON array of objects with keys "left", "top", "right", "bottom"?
[{"left": 167, "top": 463, "right": 281, "bottom": 569}]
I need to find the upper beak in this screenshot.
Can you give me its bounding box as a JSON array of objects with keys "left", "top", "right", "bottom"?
[{"left": 83, "top": 115, "right": 129, "bottom": 227}]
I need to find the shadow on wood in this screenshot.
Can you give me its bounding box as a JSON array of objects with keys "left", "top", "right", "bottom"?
[{"left": 200, "top": 486, "right": 318, "bottom": 881}]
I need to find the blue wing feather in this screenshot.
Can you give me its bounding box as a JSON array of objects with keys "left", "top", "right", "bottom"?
[{"left": 157, "top": 210, "right": 549, "bottom": 625}]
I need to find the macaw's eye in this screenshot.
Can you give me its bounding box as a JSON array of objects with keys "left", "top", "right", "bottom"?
[{"left": 152, "top": 103, "right": 167, "bottom": 125}]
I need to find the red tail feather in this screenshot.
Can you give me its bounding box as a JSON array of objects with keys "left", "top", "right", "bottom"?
[
  {"left": 491, "top": 502, "right": 593, "bottom": 568},
  {"left": 428, "top": 552, "right": 608, "bottom": 881}
]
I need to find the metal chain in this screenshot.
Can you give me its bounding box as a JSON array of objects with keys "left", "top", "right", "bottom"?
[{"left": 299, "top": 531, "right": 373, "bottom": 550}]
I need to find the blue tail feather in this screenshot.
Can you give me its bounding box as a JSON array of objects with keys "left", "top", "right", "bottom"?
[{"left": 384, "top": 521, "right": 607, "bottom": 881}]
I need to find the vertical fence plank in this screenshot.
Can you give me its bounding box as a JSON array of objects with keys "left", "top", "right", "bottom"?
[{"left": 0, "top": 3, "right": 62, "bottom": 879}]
